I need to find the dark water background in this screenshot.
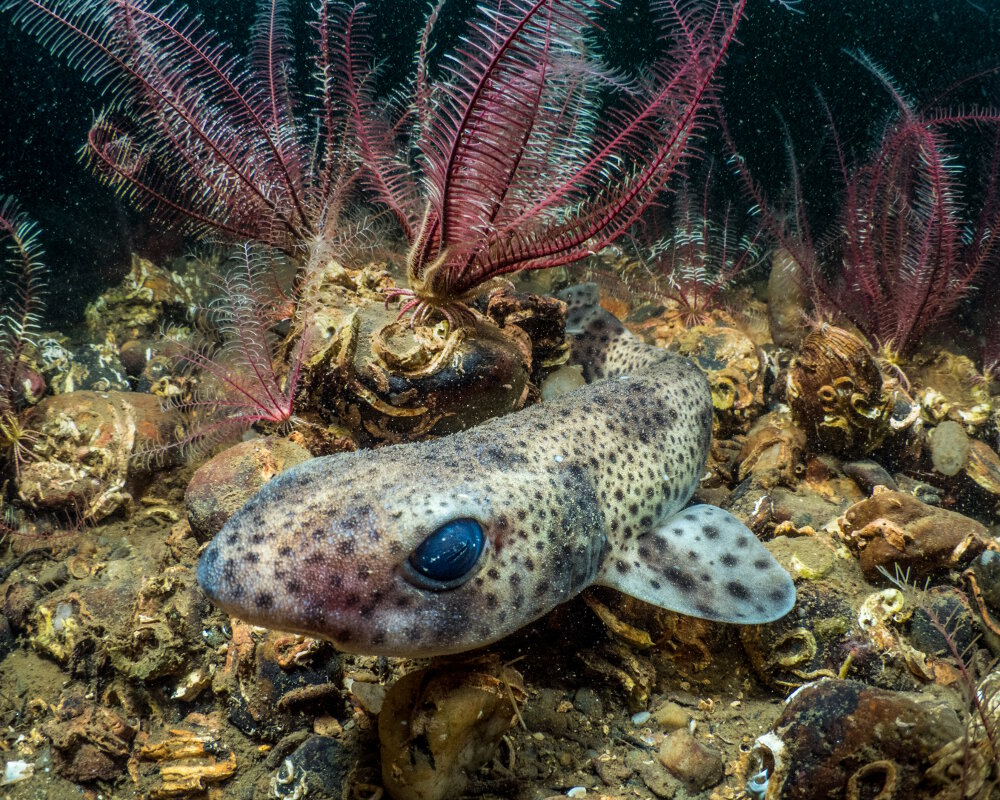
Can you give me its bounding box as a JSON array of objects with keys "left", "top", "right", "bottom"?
[{"left": 1, "top": 0, "right": 998, "bottom": 326}]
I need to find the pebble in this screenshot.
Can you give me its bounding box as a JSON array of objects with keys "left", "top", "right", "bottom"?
[
  {"left": 573, "top": 687, "right": 603, "bottom": 718},
  {"left": 630, "top": 711, "right": 651, "bottom": 726},
  {"left": 651, "top": 700, "right": 689, "bottom": 730},
  {"left": 657, "top": 729, "right": 724, "bottom": 790}
]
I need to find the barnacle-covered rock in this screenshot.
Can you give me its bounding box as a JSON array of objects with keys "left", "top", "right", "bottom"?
[
  {"left": 786, "top": 325, "right": 893, "bottom": 457},
  {"left": 84, "top": 253, "right": 205, "bottom": 342},
  {"left": 37, "top": 338, "right": 131, "bottom": 394},
  {"left": 184, "top": 436, "right": 313, "bottom": 540},
  {"left": 17, "top": 390, "right": 177, "bottom": 520},
  {"left": 486, "top": 290, "right": 570, "bottom": 375},
  {"left": 737, "top": 410, "right": 807, "bottom": 487},
  {"left": 42, "top": 692, "right": 136, "bottom": 783},
  {"left": 104, "top": 565, "right": 206, "bottom": 682},
  {"left": 855, "top": 585, "right": 977, "bottom": 686},
  {"left": 741, "top": 581, "right": 881, "bottom": 693},
  {"left": 837, "top": 489, "right": 991, "bottom": 580},
  {"left": 379, "top": 658, "right": 525, "bottom": 800},
  {"left": 668, "top": 325, "right": 765, "bottom": 436},
  {"left": 293, "top": 261, "right": 534, "bottom": 442},
  {"left": 909, "top": 349, "right": 992, "bottom": 431},
  {"left": 747, "top": 678, "right": 963, "bottom": 800}
]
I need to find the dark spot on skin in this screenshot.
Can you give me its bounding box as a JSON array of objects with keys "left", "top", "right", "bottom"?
[
  {"left": 328, "top": 574, "right": 343, "bottom": 590},
  {"left": 245, "top": 552, "right": 259, "bottom": 564},
  {"left": 720, "top": 554, "right": 739, "bottom": 568},
  {"left": 278, "top": 545, "right": 293, "bottom": 557},
  {"left": 703, "top": 525, "right": 720, "bottom": 540},
  {"left": 337, "top": 540, "right": 355, "bottom": 556},
  {"left": 286, "top": 579, "right": 302, "bottom": 593},
  {"left": 615, "top": 559, "right": 630, "bottom": 574},
  {"left": 488, "top": 568, "right": 500, "bottom": 580},
  {"left": 255, "top": 592, "right": 273, "bottom": 610},
  {"left": 727, "top": 581, "right": 751, "bottom": 600},
  {"left": 754, "top": 559, "right": 771, "bottom": 570},
  {"left": 664, "top": 567, "right": 696, "bottom": 593}
]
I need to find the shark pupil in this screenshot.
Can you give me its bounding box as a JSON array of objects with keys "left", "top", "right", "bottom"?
[{"left": 409, "top": 519, "right": 485, "bottom": 585}]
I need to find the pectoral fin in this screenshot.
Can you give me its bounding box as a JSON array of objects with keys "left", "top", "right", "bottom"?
[{"left": 597, "top": 504, "right": 796, "bottom": 624}]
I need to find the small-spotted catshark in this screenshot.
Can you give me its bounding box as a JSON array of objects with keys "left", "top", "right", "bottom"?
[{"left": 197, "top": 286, "right": 795, "bottom": 656}]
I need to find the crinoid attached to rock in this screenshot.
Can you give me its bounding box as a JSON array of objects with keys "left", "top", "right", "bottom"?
[
  {"left": 0, "top": 196, "right": 46, "bottom": 479},
  {"left": 345, "top": 0, "right": 750, "bottom": 326},
  {"left": 155, "top": 245, "right": 310, "bottom": 461},
  {"left": 730, "top": 54, "right": 1000, "bottom": 359}
]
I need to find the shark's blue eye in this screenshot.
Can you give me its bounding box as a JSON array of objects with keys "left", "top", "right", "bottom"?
[{"left": 407, "top": 518, "right": 485, "bottom": 589}]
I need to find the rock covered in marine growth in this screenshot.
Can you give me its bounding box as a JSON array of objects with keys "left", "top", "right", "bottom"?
[
  {"left": 16, "top": 390, "right": 177, "bottom": 520},
  {"left": 786, "top": 325, "right": 893, "bottom": 457},
  {"left": 84, "top": 253, "right": 206, "bottom": 342},
  {"left": 837, "top": 489, "right": 991, "bottom": 580},
  {"left": 378, "top": 660, "right": 525, "bottom": 800},
  {"left": 748, "top": 678, "right": 963, "bottom": 800}
]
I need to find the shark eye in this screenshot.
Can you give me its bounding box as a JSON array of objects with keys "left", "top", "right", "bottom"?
[{"left": 405, "top": 518, "right": 485, "bottom": 590}]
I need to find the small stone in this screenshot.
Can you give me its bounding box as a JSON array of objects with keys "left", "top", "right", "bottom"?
[
  {"left": 657, "top": 730, "right": 724, "bottom": 790},
  {"left": 184, "top": 437, "right": 312, "bottom": 540},
  {"left": 651, "top": 700, "right": 689, "bottom": 731},
  {"left": 573, "top": 687, "right": 603, "bottom": 718},
  {"left": 631, "top": 711, "right": 651, "bottom": 726},
  {"left": 929, "top": 420, "right": 969, "bottom": 476}
]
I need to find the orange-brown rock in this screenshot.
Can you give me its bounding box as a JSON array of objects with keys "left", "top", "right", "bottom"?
[{"left": 838, "top": 489, "right": 992, "bottom": 580}]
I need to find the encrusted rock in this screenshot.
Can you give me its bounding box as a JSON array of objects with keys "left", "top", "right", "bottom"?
[
  {"left": 215, "top": 624, "right": 342, "bottom": 742},
  {"left": 379, "top": 658, "right": 525, "bottom": 800},
  {"left": 42, "top": 692, "right": 136, "bottom": 783},
  {"left": 837, "top": 488, "right": 992, "bottom": 580},
  {"left": 748, "top": 678, "right": 963, "bottom": 799},
  {"left": 17, "top": 390, "right": 178, "bottom": 521},
  {"left": 294, "top": 261, "right": 532, "bottom": 442},
  {"left": 84, "top": 253, "right": 204, "bottom": 342},
  {"left": 669, "top": 324, "right": 765, "bottom": 436},
  {"left": 786, "top": 325, "right": 893, "bottom": 457},
  {"left": 737, "top": 409, "right": 807, "bottom": 487},
  {"left": 910, "top": 348, "right": 992, "bottom": 431}
]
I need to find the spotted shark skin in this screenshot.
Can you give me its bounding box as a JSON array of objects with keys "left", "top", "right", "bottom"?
[{"left": 197, "top": 286, "right": 796, "bottom": 657}]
